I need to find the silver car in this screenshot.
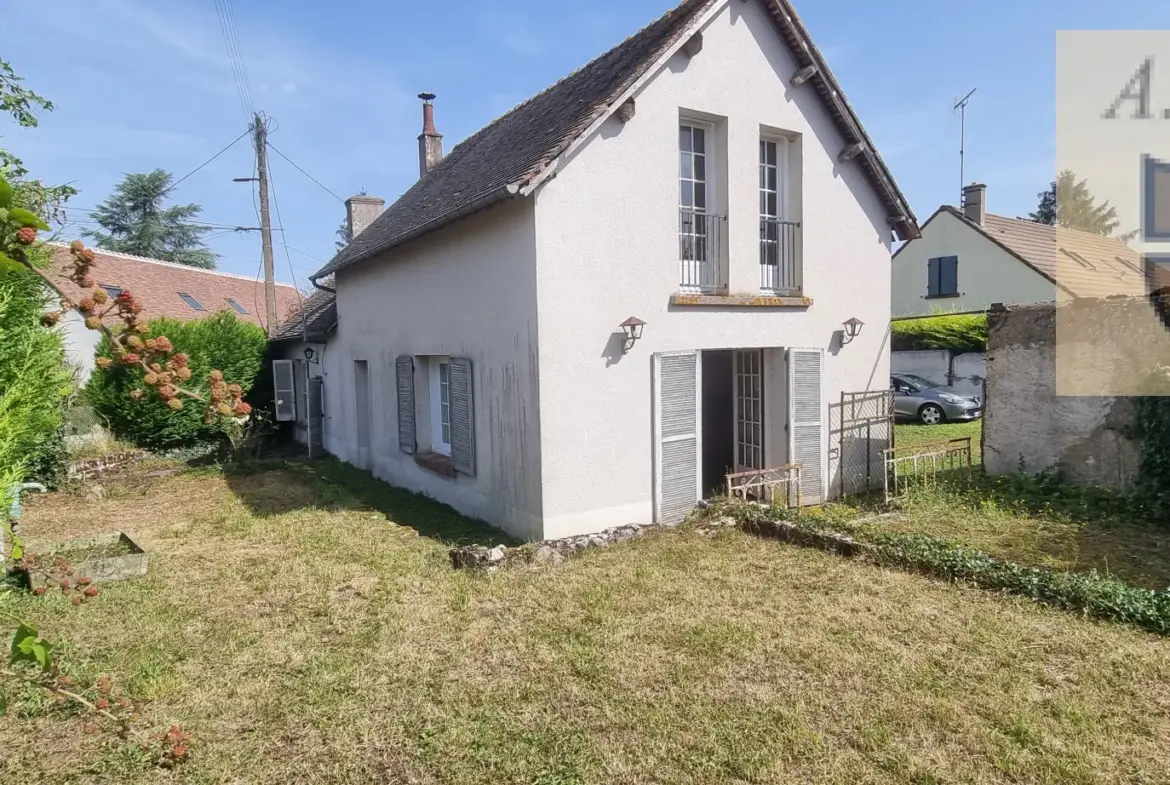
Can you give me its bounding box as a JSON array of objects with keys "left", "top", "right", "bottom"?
[{"left": 891, "top": 374, "right": 982, "bottom": 425}]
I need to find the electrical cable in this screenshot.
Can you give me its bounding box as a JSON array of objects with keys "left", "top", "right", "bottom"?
[{"left": 266, "top": 143, "right": 345, "bottom": 203}]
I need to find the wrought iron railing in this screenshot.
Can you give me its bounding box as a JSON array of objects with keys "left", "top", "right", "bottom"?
[
  {"left": 679, "top": 209, "right": 726, "bottom": 293},
  {"left": 759, "top": 217, "right": 802, "bottom": 294}
]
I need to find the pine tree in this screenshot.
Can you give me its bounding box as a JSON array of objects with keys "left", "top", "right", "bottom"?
[
  {"left": 1029, "top": 170, "right": 1120, "bottom": 236},
  {"left": 83, "top": 169, "right": 217, "bottom": 268}
]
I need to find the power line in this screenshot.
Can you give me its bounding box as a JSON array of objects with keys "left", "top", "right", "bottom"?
[
  {"left": 212, "top": 0, "right": 254, "bottom": 123},
  {"left": 266, "top": 143, "right": 303, "bottom": 300},
  {"left": 266, "top": 142, "right": 344, "bottom": 203},
  {"left": 168, "top": 127, "right": 251, "bottom": 194}
]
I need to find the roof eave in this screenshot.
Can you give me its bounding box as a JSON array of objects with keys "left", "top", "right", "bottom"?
[
  {"left": 765, "top": 0, "right": 919, "bottom": 241},
  {"left": 311, "top": 183, "right": 523, "bottom": 282}
]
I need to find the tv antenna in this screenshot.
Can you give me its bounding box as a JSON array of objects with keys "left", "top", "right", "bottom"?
[{"left": 953, "top": 88, "right": 977, "bottom": 205}]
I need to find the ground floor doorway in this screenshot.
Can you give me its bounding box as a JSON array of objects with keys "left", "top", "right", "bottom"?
[{"left": 654, "top": 346, "right": 825, "bottom": 524}]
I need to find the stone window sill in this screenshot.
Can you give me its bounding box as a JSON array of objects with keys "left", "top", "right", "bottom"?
[
  {"left": 415, "top": 451, "right": 455, "bottom": 478},
  {"left": 924, "top": 293, "right": 960, "bottom": 300},
  {"left": 670, "top": 293, "right": 813, "bottom": 308}
]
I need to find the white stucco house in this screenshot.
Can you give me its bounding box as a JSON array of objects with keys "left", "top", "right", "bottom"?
[
  {"left": 892, "top": 183, "right": 1146, "bottom": 317},
  {"left": 272, "top": 0, "right": 920, "bottom": 541}
]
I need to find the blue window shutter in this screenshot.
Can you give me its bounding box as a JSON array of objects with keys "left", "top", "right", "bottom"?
[
  {"left": 927, "top": 257, "right": 940, "bottom": 296},
  {"left": 942, "top": 256, "right": 959, "bottom": 295}
]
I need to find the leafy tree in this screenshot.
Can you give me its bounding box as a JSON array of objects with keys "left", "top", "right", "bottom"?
[
  {"left": 1029, "top": 170, "right": 1120, "bottom": 236},
  {"left": 0, "top": 58, "right": 75, "bottom": 226},
  {"left": 0, "top": 56, "right": 52, "bottom": 129},
  {"left": 83, "top": 169, "right": 217, "bottom": 269}
]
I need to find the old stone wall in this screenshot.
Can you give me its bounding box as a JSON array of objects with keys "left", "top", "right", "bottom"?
[{"left": 984, "top": 299, "right": 1151, "bottom": 487}]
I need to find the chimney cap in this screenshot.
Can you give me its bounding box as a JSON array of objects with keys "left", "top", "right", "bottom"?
[{"left": 417, "top": 92, "right": 436, "bottom": 103}]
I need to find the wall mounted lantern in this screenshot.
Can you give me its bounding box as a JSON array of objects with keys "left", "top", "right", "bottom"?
[
  {"left": 303, "top": 346, "right": 319, "bottom": 364},
  {"left": 841, "top": 317, "right": 864, "bottom": 345},
  {"left": 620, "top": 316, "right": 646, "bottom": 354}
]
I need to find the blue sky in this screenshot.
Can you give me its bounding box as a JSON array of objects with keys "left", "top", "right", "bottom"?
[{"left": 4, "top": 0, "right": 1169, "bottom": 287}]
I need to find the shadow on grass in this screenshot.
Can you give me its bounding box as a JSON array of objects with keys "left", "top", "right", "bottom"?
[{"left": 221, "top": 456, "right": 519, "bottom": 548}]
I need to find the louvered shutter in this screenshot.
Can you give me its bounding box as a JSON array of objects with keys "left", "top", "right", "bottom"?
[
  {"left": 395, "top": 355, "right": 415, "bottom": 455},
  {"left": 927, "top": 257, "right": 940, "bottom": 296},
  {"left": 449, "top": 357, "right": 476, "bottom": 476},
  {"left": 273, "top": 360, "right": 295, "bottom": 422},
  {"left": 788, "top": 348, "right": 824, "bottom": 504},
  {"left": 653, "top": 351, "right": 702, "bottom": 524}
]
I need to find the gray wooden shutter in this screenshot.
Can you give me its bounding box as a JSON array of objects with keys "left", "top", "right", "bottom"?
[
  {"left": 788, "top": 348, "right": 824, "bottom": 504},
  {"left": 941, "top": 256, "right": 959, "bottom": 294},
  {"left": 395, "top": 355, "right": 415, "bottom": 455},
  {"left": 654, "top": 351, "right": 702, "bottom": 524},
  {"left": 273, "top": 359, "right": 295, "bottom": 422},
  {"left": 927, "top": 257, "right": 940, "bottom": 296},
  {"left": 449, "top": 357, "right": 476, "bottom": 475}
]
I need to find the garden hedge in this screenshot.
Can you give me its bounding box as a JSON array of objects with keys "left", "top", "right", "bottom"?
[
  {"left": 0, "top": 262, "right": 72, "bottom": 488},
  {"left": 891, "top": 312, "right": 987, "bottom": 353},
  {"left": 86, "top": 312, "right": 267, "bottom": 451}
]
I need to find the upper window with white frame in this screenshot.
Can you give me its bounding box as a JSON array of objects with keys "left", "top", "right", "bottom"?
[
  {"left": 759, "top": 136, "right": 800, "bottom": 294},
  {"left": 678, "top": 120, "right": 722, "bottom": 293}
]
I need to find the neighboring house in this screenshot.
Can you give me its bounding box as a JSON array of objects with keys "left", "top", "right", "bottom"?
[
  {"left": 274, "top": 0, "right": 919, "bottom": 541},
  {"left": 36, "top": 242, "right": 301, "bottom": 381},
  {"left": 892, "top": 183, "right": 1147, "bottom": 316}
]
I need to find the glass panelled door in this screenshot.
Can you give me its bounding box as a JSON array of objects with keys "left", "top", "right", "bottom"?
[
  {"left": 680, "top": 122, "right": 713, "bottom": 292},
  {"left": 734, "top": 350, "right": 763, "bottom": 472}
]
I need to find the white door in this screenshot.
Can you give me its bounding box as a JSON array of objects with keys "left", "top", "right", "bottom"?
[
  {"left": 787, "top": 348, "right": 824, "bottom": 504},
  {"left": 734, "top": 350, "right": 763, "bottom": 472},
  {"left": 653, "top": 351, "right": 702, "bottom": 524}
]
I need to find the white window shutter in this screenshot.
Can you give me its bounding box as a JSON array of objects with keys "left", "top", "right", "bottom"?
[
  {"left": 449, "top": 357, "right": 475, "bottom": 475},
  {"left": 396, "top": 356, "right": 415, "bottom": 455},
  {"left": 273, "top": 359, "right": 295, "bottom": 422},
  {"left": 788, "top": 348, "right": 824, "bottom": 504},
  {"left": 653, "top": 351, "right": 702, "bottom": 524}
]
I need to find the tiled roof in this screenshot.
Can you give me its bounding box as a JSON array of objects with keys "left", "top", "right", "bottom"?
[
  {"left": 941, "top": 207, "right": 1147, "bottom": 299},
  {"left": 314, "top": 0, "right": 917, "bottom": 280},
  {"left": 270, "top": 288, "right": 336, "bottom": 342},
  {"left": 37, "top": 243, "right": 302, "bottom": 332}
]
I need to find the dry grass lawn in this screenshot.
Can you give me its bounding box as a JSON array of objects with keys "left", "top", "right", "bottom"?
[{"left": 2, "top": 460, "right": 1169, "bottom": 784}]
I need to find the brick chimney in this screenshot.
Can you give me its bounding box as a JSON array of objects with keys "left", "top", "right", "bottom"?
[
  {"left": 417, "top": 92, "right": 444, "bottom": 177},
  {"left": 962, "top": 182, "right": 987, "bottom": 226},
  {"left": 345, "top": 194, "right": 385, "bottom": 242}
]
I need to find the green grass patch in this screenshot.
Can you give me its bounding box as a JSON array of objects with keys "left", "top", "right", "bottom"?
[{"left": 4, "top": 463, "right": 1170, "bottom": 783}]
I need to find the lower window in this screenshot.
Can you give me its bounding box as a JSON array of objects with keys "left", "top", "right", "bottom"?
[{"left": 429, "top": 356, "right": 452, "bottom": 456}]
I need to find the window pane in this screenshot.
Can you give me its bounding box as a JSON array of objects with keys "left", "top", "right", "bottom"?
[
  {"left": 692, "top": 127, "right": 705, "bottom": 153},
  {"left": 760, "top": 192, "right": 767, "bottom": 214},
  {"left": 680, "top": 152, "right": 692, "bottom": 180},
  {"left": 694, "top": 154, "right": 705, "bottom": 182},
  {"left": 694, "top": 183, "right": 706, "bottom": 209},
  {"left": 679, "top": 126, "right": 692, "bottom": 152},
  {"left": 767, "top": 141, "right": 777, "bottom": 165},
  {"left": 767, "top": 192, "right": 777, "bottom": 216},
  {"left": 767, "top": 167, "right": 777, "bottom": 191},
  {"left": 681, "top": 180, "right": 693, "bottom": 208}
]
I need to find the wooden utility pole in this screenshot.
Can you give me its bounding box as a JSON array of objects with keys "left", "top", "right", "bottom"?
[{"left": 252, "top": 113, "right": 278, "bottom": 334}]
